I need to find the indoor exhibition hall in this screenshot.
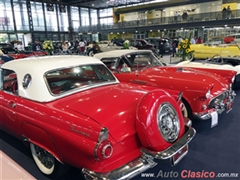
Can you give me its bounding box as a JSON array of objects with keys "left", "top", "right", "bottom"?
[{"left": 0, "top": 0, "right": 240, "bottom": 180}]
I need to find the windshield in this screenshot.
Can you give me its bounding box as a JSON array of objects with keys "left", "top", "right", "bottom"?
[
  {"left": 124, "top": 52, "right": 163, "bottom": 68},
  {"left": 45, "top": 64, "right": 117, "bottom": 95}
]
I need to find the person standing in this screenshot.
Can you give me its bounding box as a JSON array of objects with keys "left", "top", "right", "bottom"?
[
  {"left": 182, "top": 11, "right": 188, "bottom": 21},
  {"left": 227, "top": 6, "right": 231, "bottom": 19},
  {"left": 222, "top": 7, "right": 227, "bottom": 19},
  {"left": 158, "top": 38, "right": 164, "bottom": 58},
  {"left": 74, "top": 39, "right": 79, "bottom": 52},
  {"left": 79, "top": 39, "right": 86, "bottom": 55},
  {"left": 33, "top": 41, "right": 42, "bottom": 52},
  {"left": 62, "top": 41, "right": 69, "bottom": 54},
  {"left": 174, "top": 11, "right": 179, "bottom": 22},
  {"left": 16, "top": 41, "right": 24, "bottom": 51},
  {"left": 172, "top": 38, "right": 177, "bottom": 57},
  {"left": 191, "top": 36, "right": 196, "bottom": 44},
  {"left": 196, "top": 37, "right": 202, "bottom": 44}
]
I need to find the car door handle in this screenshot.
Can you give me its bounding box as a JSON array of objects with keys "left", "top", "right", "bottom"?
[{"left": 8, "top": 101, "right": 16, "bottom": 108}]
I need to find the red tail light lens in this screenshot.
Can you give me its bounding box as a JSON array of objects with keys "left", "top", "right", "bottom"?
[{"left": 95, "top": 140, "right": 113, "bottom": 161}]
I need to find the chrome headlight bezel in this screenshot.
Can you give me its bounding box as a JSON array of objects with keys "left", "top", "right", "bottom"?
[
  {"left": 157, "top": 103, "right": 180, "bottom": 142},
  {"left": 206, "top": 90, "right": 211, "bottom": 99}
]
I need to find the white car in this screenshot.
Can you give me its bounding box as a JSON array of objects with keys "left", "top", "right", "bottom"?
[
  {"left": 175, "top": 55, "right": 240, "bottom": 88},
  {"left": 86, "top": 41, "right": 137, "bottom": 56}
]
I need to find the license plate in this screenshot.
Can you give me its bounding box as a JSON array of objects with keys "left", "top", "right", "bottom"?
[
  {"left": 226, "top": 102, "right": 233, "bottom": 113},
  {"left": 171, "top": 145, "right": 188, "bottom": 166},
  {"left": 209, "top": 109, "right": 218, "bottom": 128}
]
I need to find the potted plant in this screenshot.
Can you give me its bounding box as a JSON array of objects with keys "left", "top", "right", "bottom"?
[
  {"left": 43, "top": 39, "right": 54, "bottom": 55},
  {"left": 177, "top": 33, "right": 194, "bottom": 61}
]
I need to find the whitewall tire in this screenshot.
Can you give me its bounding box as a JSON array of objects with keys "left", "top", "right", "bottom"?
[{"left": 30, "top": 143, "right": 55, "bottom": 175}]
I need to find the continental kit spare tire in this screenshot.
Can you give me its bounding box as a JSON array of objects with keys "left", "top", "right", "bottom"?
[{"left": 136, "top": 90, "right": 185, "bottom": 152}]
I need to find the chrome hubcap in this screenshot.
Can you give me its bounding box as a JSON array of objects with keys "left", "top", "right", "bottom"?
[{"left": 35, "top": 145, "right": 54, "bottom": 169}]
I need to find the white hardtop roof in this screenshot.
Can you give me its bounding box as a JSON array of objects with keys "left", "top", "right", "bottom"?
[
  {"left": 94, "top": 49, "right": 152, "bottom": 59},
  {"left": 1, "top": 55, "right": 116, "bottom": 102},
  {"left": 2, "top": 55, "right": 103, "bottom": 73}
]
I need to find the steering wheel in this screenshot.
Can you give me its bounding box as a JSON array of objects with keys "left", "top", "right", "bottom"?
[{"left": 208, "top": 54, "right": 223, "bottom": 63}]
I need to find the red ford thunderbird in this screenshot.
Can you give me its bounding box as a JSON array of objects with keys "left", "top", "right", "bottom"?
[
  {"left": 0, "top": 56, "right": 195, "bottom": 179},
  {"left": 94, "top": 50, "right": 236, "bottom": 127}
]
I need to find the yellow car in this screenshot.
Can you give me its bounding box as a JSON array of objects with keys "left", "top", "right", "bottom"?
[{"left": 190, "top": 44, "right": 240, "bottom": 59}]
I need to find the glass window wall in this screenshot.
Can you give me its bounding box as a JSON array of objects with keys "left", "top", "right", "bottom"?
[
  {"left": 9, "top": 34, "right": 17, "bottom": 42},
  {"left": 58, "top": 5, "right": 69, "bottom": 32},
  {"left": 81, "top": 8, "right": 89, "bottom": 26},
  {"left": 13, "top": 0, "right": 29, "bottom": 31},
  {"left": 0, "top": 0, "right": 14, "bottom": 31},
  {"left": 0, "top": 33, "right": 8, "bottom": 43},
  {"left": 99, "top": 8, "right": 113, "bottom": 17},
  {"left": 31, "top": 2, "right": 45, "bottom": 31},
  {"left": 90, "top": 9, "right": 97, "bottom": 25},
  {"left": 100, "top": 17, "right": 113, "bottom": 25},
  {"left": 33, "top": 33, "right": 46, "bottom": 42},
  {"left": 71, "top": 6, "right": 80, "bottom": 31},
  {"left": 44, "top": 3, "right": 58, "bottom": 32}
]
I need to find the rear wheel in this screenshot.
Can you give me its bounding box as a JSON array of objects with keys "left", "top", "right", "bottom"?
[{"left": 30, "top": 143, "right": 68, "bottom": 179}]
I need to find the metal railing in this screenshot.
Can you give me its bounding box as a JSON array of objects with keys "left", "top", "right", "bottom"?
[{"left": 79, "top": 9, "right": 240, "bottom": 32}]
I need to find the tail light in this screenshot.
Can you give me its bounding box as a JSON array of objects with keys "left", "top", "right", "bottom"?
[
  {"left": 95, "top": 140, "right": 113, "bottom": 161},
  {"left": 94, "top": 127, "right": 113, "bottom": 161}
]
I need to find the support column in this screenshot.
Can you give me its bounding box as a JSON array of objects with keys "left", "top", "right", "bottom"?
[
  {"left": 67, "top": 5, "right": 73, "bottom": 40},
  {"left": 55, "top": 4, "right": 60, "bottom": 40},
  {"left": 26, "top": 0, "right": 33, "bottom": 41},
  {"left": 42, "top": 2, "right": 48, "bottom": 40},
  {"left": 97, "top": 9, "right": 100, "bottom": 32},
  {"left": 10, "top": 0, "right": 17, "bottom": 38}
]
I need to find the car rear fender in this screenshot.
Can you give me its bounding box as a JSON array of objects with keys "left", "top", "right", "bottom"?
[{"left": 21, "top": 123, "right": 63, "bottom": 163}]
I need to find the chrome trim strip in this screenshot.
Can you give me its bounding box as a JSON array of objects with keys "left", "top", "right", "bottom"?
[
  {"left": 98, "top": 127, "right": 109, "bottom": 142},
  {"left": 94, "top": 127, "right": 109, "bottom": 161},
  {"left": 141, "top": 126, "right": 196, "bottom": 160}
]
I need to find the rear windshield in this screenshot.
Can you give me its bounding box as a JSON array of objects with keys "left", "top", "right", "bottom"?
[{"left": 45, "top": 64, "right": 116, "bottom": 95}]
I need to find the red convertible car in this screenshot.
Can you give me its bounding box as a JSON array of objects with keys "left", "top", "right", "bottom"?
[
  {"left": 0, "top": 56, "right": 195, "bottom": 179},
  {"left": 94, "top": 50, "right": 236, "bottom": 127},
  {"left": 0, "top": 43, "right": 47, "bottom": 59}
]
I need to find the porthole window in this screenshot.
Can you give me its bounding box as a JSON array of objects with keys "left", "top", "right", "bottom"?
[{"left": 22, "top": 74, "right": 32, "bottom": 89}]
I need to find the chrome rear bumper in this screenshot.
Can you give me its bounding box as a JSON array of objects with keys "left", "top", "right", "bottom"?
[
  {"left": 141, "top": 126, "right": 195, "bottom": 160},
  {"left": 82, "top": 126, "right": 196, "bottom": 180}
]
